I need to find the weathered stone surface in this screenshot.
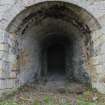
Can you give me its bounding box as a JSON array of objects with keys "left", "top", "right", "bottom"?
[
  {"left": 0, "top": 0, "right": 105, "bottom": 95},
  {"left": 0, "top": 79, "right": 16, "bottom": 89}
]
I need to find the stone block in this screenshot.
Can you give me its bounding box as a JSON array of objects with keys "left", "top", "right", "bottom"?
[
  {"left": 0, "top": 51, "right": 4, "bottom": 60},
  {"left": 0, "top": 69, "right": 3, "bottom": 74},
  {"left": 93, "top": 35, "right": 105, "bottom": 47},
  {"left": 8, "top": 54, "right": 17, "bottom": 63},
  {"left": 0, "top": 60, "right": 11, "bottom": 77},
  {"left": 87, "top": 1, "right": 105, "bottom": 18},
  {"left": 0, "top": 60, "right": 3, "bottom": 69},
  {"left": 0, "top": 79, "right": 16, "bottom": 89},
  {"left": 10, "top": 72, "right": 17, "bottom": 78},
  {"left": 91, "top": 29, "right": 104, "bottom": 42},
  {"left": 6, "top": 79, "right": 16, "bottom": 88},
  {"left": 0, "top": 19, "right": 8, "bottom": 30},
  {"left": 99, "top": 55, "right": 104, "bottom": 64},
  {"left": 22, "top": 0, "right": 36, "bottom": 7},
  {"left": 0, "top": 30, "right": 4, "bottom": 37},
  {"left": 95, "top": 65, "right": 104, "bottom": 74},
  {"left": 0, "top": 79, "right": 6, "bottom": 89},
  {"left": 3, "top": 0, "right": 25, "bottom": 24},
  {"left": 98, "top": 14, "right": 105, "bottom": 27},
  {"left": 0, "top": 43, "right": 8, "bottom": 52},
  {"left": 94, "top": 65, "right": 105, "bottom": 83},
  {"left": 89, "top": 56, "right": 101, "bottom": 65},
  {"left": 0, "top": 51, "right": 8, "bottom": 61},
  {"left": 11, "top": 63, "right": 18, "bottom": 71},
  {"left": 92, "top": 82, "right": 105, "bottom": 94},
  {"left": 7, "top": 34, "right": 16, "bottom": 47},
  {"left": 0, "top": 5, "right": 11, "bottom": 13},
  {"left": 0, "top": 0, "right": 16, "bottom": 5},
  {"left": 0, "top": 30, "right": 10, "bottom": 44},
  {"left": 93, "top": 39, "right": 105, "bottom": 56}
]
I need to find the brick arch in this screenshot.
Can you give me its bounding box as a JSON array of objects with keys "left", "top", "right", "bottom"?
[
  {"left": 5, "top": 0, "right": 101, "bottom": 32},
  {"left": 0, "top": 0, "right": 103, "bottom": 31}
]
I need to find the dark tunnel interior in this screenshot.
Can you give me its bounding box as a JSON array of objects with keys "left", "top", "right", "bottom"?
[
  {"left": 41, "top": 35, "right": 73, "bottom": 81},
  {"left": 47, "top": 43, "right": 66, "bottom": 76}
]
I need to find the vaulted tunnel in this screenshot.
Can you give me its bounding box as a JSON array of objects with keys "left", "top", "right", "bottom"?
[{"left": 6, "top": 1, "right": 99, "bottom": 86}]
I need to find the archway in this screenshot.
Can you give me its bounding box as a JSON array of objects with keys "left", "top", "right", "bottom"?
[{"left": 5, "top": 1, "right": 101, "bottom": 90}]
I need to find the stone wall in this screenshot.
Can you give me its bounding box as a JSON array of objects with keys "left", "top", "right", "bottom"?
[
  {"left": 0, "top": 0, "right": 105, "bottom": 95},
  {"left": 0, "top": 29, "right": 17, "bottom": 96}
]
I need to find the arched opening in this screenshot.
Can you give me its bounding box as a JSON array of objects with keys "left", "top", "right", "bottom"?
[{"left": 6, "top": 1, "right": 100, "bottom": 89}]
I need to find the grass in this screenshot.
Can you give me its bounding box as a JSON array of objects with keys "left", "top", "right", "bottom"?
[
  {"left": 0, "top": 95, "right": 101, "bottom": 105},
  {"left": 0, "top": 101, "right": 18, "bottom": 105},
  {"left": 0, "top": 86, "right": 105, "bottom": 105},
  {"left": 33, "top": 95, "right": 98, "bottom": 105}
]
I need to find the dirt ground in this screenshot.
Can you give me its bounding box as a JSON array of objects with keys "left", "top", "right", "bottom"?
[{"left": 1, "top": 81, "right": 105, "bottom": 105}]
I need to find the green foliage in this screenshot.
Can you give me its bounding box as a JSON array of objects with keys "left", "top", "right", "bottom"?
[
  {"left": 0, "top": 99, "right": 97, "bottom": 105},
  {"left": 60, "top": 101, "right": 71, "bottom": 105},
  {"left": 0, "top": 97, "right": 99, "bottom": 105},
  {"left": 43, "top": 96, "right": 54, "bottom": 105},
  {"left": 0, "top": 101, "right": 19, "bottom": 105},
  {"left": 33, "top": 96, "right": 97, "bottom": 105},
  {"left": 77, "top": 99, "right": 96, "bottom": 105},
  {"left": 33, "top": 100, "right": 40, "bottom": 105}
]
